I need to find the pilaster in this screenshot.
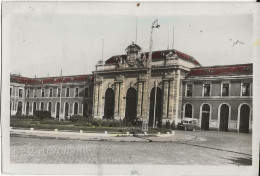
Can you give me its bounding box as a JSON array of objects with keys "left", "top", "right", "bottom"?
[
  {"left": 137, "top": 82, "right": 143, "bottom": 117},
  {"left": 162, "top": 81, "right": 169, "bottom": 118}
]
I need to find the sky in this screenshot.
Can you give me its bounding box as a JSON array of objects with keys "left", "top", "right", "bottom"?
[{"left": 3, "top": 2, "right": 253, "bottom": 78}]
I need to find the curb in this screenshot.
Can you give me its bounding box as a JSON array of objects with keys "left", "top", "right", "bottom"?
[{"left": 10, "top": 132, "right": 176, "bottom": 143}]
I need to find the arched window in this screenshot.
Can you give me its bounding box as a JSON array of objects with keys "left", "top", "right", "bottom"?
[
  {"left": 74, "top": 102, "right": 78, "bottom": 115},
  {"left": 26, "top": 102, "right": 30, "bottom": 116},
  {"left": 40, "top": 102, "right": 44, "bottom": 110},
  {"left": 56, "top": 102, "right": 60, "bottom": 118},
  {"left": 83, "top": 103, "right": 88, "bottom": 117},
  {"left": 17, "top": 101, "right": 23, "bottom": 115},
  {"left": 48, "top": 102, "right": 52, "bottom": 112},
  {"left": 65, "top": 102, "right": 69, "bottom": 117},
  {"left": 33, "top": 102, "right": 37, "bottom": 115},
  {"left": 10, "top": 101, "right": 13, "bottom": 112}
]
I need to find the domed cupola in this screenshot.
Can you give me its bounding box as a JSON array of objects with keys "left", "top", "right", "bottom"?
[{"left": 125, "top": 42, "right": 143, "bottom": 67}]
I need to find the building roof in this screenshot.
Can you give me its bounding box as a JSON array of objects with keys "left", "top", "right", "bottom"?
[
  {"left": 11, "top": 74, "right": 94, "bottom": 85},
  {"left": 105, "top": 49, "right": 201, "bottom": 66},
  {"left": 186, "top": 63, "right": 253, "bottom": 77}
]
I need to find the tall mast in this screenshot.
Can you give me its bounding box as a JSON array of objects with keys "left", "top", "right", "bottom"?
[
  {"left": 135, "top": 17, "right": 138, "bottom": 44},
  {"left": 172, "top": 27, "right": 174, "bottom": 49},
  {"left": 142, "top": 19, "right": 160, "bottom": 132}
]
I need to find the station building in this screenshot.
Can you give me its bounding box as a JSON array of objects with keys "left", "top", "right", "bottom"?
[
  {"left": 10, "top": 43, "right": 253, "bottom": 133},
  {"left": 10, "top": 74, "right": 94, "bottom": 119}
]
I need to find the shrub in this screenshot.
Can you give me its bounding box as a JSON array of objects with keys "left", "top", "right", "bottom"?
[
  {"left": 70, "top": 115, "right": 84, "bottom": 122},
  {"left": 34, "top": 111, "right": 52, "bottom": 120},
  {"left": 11, "top": 115, "right": 40, "bottom": 120}
]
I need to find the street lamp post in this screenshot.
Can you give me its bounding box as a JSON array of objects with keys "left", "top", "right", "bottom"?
[{"left": 141, "top": 19, "right": 160, "bottom": 132}]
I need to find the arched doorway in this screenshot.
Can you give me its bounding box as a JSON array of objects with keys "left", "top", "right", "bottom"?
[
  {"left": 149, "top": 87, "right": 163, "bottom": 127},
  {"left": 40, "top": 102, "right": 44, "bottom": 110},
  {"left": 48, "top": 102, "right": 52, "bottom": 112},
  {"left": 26, "top": 102, "right": 29, "bottom": 116},
  {"left": 56, "top": 102, "right": 60, "bottom": 119},
  {"left": 104, "top": 88, "right": 115, "bottom": 119},
  {"left": 17, "top": 101, "right": 23, "bottom": 115},
  {"left": 65, "top": 102, "right": 69, "bottom": 118},
  {"left": 201, "top": 104, "right": 210, "bottom": 130},
  {"left": 239, "top": 104, "right": 250, "bottom": 133},
  {"left": 33, "top": 102, "right": 37, "bottom": 115},
  {"left": 83, "top": 102, "right": 88, "bottom": 117},
  {"left": 125, "top": 88, "right": 137, "bottom": 123},
  {"left": 74, "top": 102, "right": 78, "bottom": 115},
  {"left": 219, "top": 104, "right": 229, "bottom": 132},
  {"left": 184, "top": 104, "right": 193, "bottom": 118}
]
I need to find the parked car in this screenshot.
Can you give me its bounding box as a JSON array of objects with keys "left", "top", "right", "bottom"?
[
  {"left": 177, "top": 118, "right": 198, "bottom": 131},
  {"left": 133, "top": 118, "right": 143, "bottom": 127}
]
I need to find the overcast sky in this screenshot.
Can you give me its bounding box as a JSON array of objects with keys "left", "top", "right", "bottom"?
[{"left": 4, "top": 2, "right": 253, "bottom": 78}]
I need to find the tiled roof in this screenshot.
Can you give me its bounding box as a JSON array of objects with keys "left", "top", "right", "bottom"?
[
  {"left": 105, "top": 49, "right": 201, "bottom": 66},
  {"left": 11, "top": 75, "right": 94, "bottom": 85},
  {"left": 186, "top": 63, "right": 253, "bottom": 77}
]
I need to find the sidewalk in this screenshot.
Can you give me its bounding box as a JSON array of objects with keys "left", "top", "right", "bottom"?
[{"left": 10, "top": 128, "right": 198, "bottom": 142}]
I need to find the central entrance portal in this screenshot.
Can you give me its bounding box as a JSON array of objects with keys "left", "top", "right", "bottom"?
[
  {"left": 149, "top": 87, "right": 162, "bottom": 127},
  {"left": 104, "top": 88, "right": 115, "bottom": 119},
  {"left": 125, "top": 88, "right": 137, "bottom": 123}
]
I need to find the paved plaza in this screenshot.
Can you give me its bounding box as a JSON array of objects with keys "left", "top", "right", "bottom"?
[{"left": 10, "top": 131, "right": 252, "bottom": 165}]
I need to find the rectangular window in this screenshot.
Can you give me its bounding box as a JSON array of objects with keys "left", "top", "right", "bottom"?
[
  {"left": 84, "top": 88, "right": 89, "bottom": 97},
  {"left": 203, "top": 84, "right": 210, "bottom": 97},
  {"left": 66, "top": 88, "right": 70, "bottom": 97},
  {"left": 10, "top": 88, "right": 12, "bottom": 96},
  {"left": 41, "top": 89, "right": 45, "bottom": 97},
  {"left": 186, "top": 84, "right": 192, "bottom": 97},
  {"left": 49, "top": 89, "right": 53, "bottom": 97},
  {"left": 34, "top": 89, "right": 37, "bottom": 97},
  {"left": 75, "top": 88, "right": 79, "bottom": 97},
  {"left": 57, "top": 88, "right": 61, "bottom": 97},
  {"left": 242, "top": 83, "right": 250, "bottom": 96},
  {"left": 19, "top": 89, "right": 23, "bottom": 97},
  {"left": 222, "top": 84, "right": 229, "bottom": 96}
]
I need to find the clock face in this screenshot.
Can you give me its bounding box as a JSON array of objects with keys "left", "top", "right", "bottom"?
[{"left": 127, "top": 53, "right": 137, "bottom": 67}]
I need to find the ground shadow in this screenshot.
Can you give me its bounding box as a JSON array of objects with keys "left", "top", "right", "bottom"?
[{"left": 220, "top": 156, "right": 252, "bottom": 166}]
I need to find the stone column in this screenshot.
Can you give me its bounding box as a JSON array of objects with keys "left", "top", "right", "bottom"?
[
  {"left": 94, "top": 84, "right": 99, "bottom": 115},
  {"left": 168, "top": 80, "right": 174, "bottom": 118},
  {"left": 114, "top": 83, "right": 119, "bottom": 115},
  {"left": 174, "top": 70, "right": 181, "bottom": 124},
  {"left": 98, "top": 84, "right": 103, "bottom": 116},
  {"left": 162, "top": 81, "right": 169, "bottom": 118},
  {"left": 137, "top": 82, "right": 143, "bottom": 117},
  {"left": 119, "top": 83, "right": 124, "bottom": 118}
]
